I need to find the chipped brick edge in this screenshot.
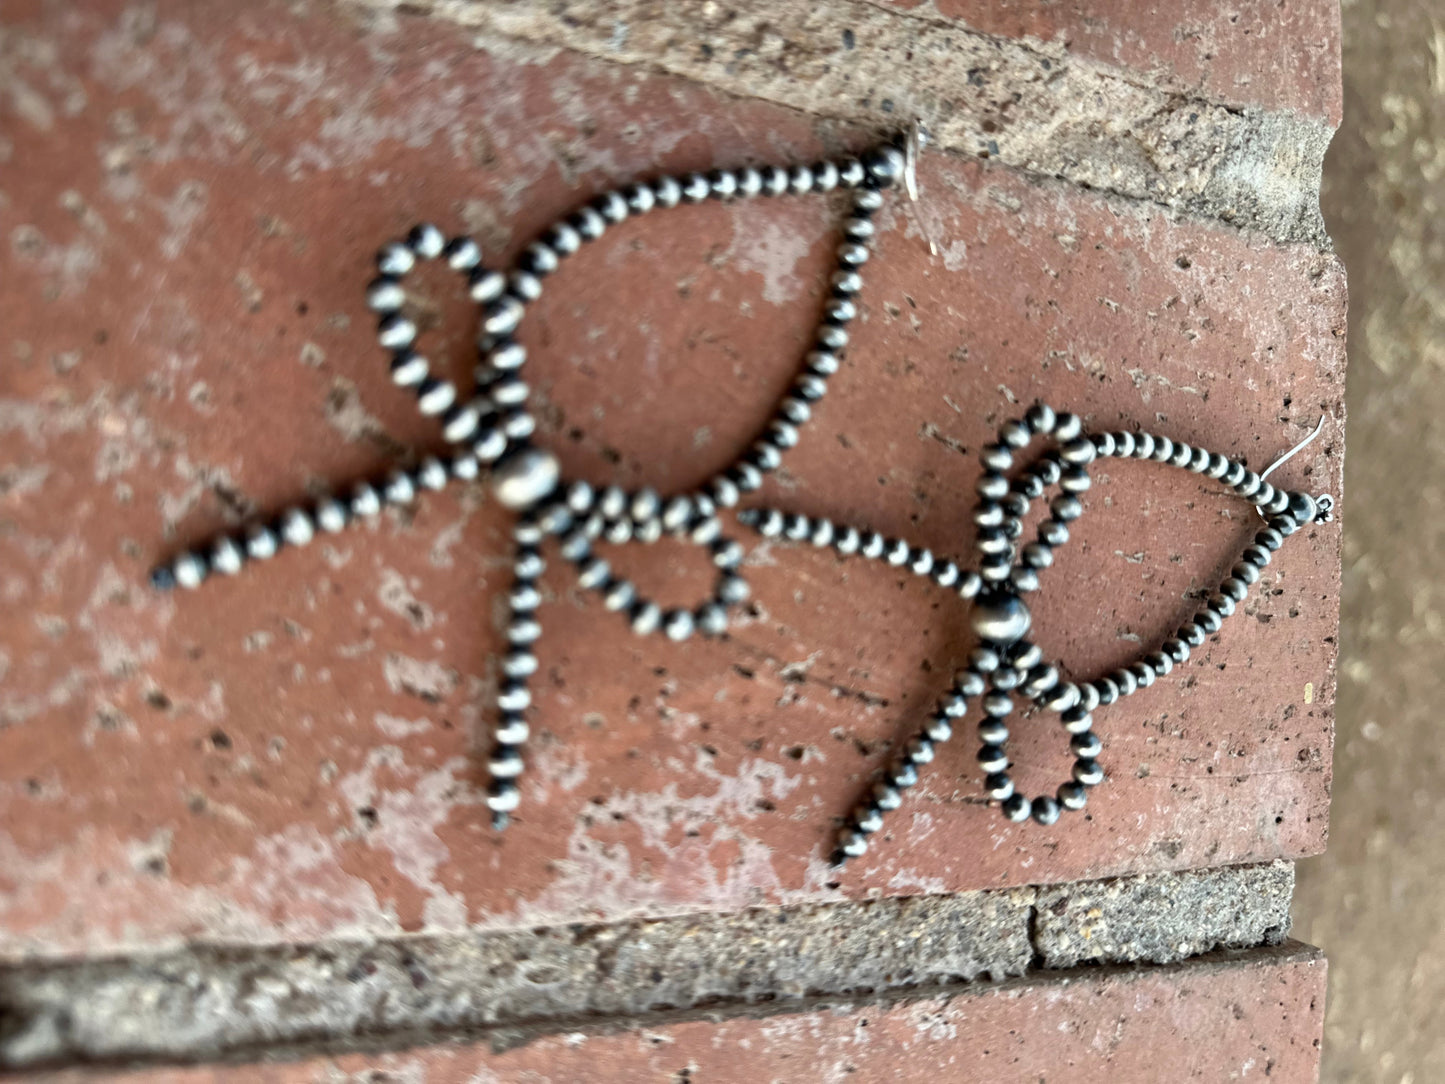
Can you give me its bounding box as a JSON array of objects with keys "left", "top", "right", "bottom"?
[{"left": 344, "top": 0, "right": 1337, "bottom": 248}]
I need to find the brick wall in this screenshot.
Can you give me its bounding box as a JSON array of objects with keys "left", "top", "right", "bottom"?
[{"left": 0, "top": 0, "right": 1342, "bottom": 1079}]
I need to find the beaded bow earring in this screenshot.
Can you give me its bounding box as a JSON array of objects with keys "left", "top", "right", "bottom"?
[
  {"left": 149, "top": 139, "right": 918, "bottom": 828},
  {"left": 737, "top": 409, "right": 1332, "bottom": 864}
]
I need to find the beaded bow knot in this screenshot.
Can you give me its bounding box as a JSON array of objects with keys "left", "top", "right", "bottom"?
[
  {"left": 737, "top": 403, "right": 1332, "bottom": 863},
  {"left": 150, "top": 141, "right": 917, "bottom": 828}
]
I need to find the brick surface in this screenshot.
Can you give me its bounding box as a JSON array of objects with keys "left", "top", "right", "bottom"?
[
  {"left": 881, "top": 0, "right": 1343, "bottom": 124},
  {"left": 33, "top": 944, "right": 1327, "bottom": 1082},
  {"left": 0, "top": 0, "right": 1342, "bottom": 957}
]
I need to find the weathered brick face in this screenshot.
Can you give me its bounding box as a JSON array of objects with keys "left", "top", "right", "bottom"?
[{"left": 0, "top": 0, "right": 1340, "bottom": 1077}]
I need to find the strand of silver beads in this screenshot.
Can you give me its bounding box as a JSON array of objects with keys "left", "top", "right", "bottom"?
[
  {"left": 149, "top": 142, "right": 914, "bottom": 828},
  {"left": 738, "top": 402, "right": 1332, "bottom": 865}
]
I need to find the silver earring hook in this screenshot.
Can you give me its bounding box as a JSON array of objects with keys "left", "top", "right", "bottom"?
[
  {"left": 1258, "top": 415, "right": 1334, "bottom": 523},
  {"left": 904, "top": 120, "right": 939, "bottom": 257}
]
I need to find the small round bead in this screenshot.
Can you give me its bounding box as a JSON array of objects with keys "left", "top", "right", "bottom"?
[
  {"left": 1060, "top": 438, "right": 1097, "bottom": 466},
  {"left": 831, "top": 269, "right": 863, "bottom": 295},
  {"left": 680, "top": 173, "right": 710, "bottom": 202},
  {"left": 853, "top": 187, "right": 884, "bottom": 212},
  {"left": 1091, "top": 432, "right": 1117, "bottom": 457},
  {"left": 1057, "top": 782, "right": 1088, "bottom": 811},
  {"left": 925, "top": 714, "right": 953, "bottom": 742},
  {"left": 315, "top": 498, "right": 348, "bottom": 533},
  {"left": 1209, "top": 592, "right": 1238, "bottom": 618},
  {"left": 1112, "top": 432, "right": 1136, "bottom": 457},
  {"left": 653, "top": 176, "right": 683, "bottom": 208},
  {"left": 1021, "top": 664, "right": 1059, "bottom": 698},
  {"left": 1073, "top": 758, "right": 1105, "bottom": 786},
  {"left": 1232, "top": 561, "right": 1261, "bottom": 586},
  {"left": 1060, "top": 467, "right": 1091, "bottom": 494},
  {"left": 957, "top": 571, "right": 983, "bottom": 599},
  {"left": 488, "top": 746, "right": 524, "bottom": 779},
  {"left": 281, "top": 508, "right": 315, "bottom": 547},
  {"left": 760, "top": 166, "right": 789, "bottom": 196},
  {"left": 1010, "top": 567, "right": 1040, "bottom": 593},
  {"left": 1061, "top": 707, "right": 1093, "bottom": 735},
  {"left": 903, "top": 736, "right": 935, "bottom": 765},
  {"left": 696, "top": 602, "right": 729, "bottom": 637},
  {"left": 1092, "top": 677, "right": 1119, "bottom": 706},
  {"left": 889, "top": 760, "right": 919, "bottom": 789},
  {"left": 980, "top": 443, "right": 1014, "bottom": 472},
  {"left": 1147, "top": 651, "right": 1173, "bottom": 677},
  {"left": 1042, "top": 682, "right": 1080, "bottom": 712},
  {"left": 1031, "top": 796, "right": 1061, "bottom": 825},
  {"left": 872, "top": 782, "right": 903, "bottom": 811},
  {"left": 1222, "top": 462, "right": 1246, "bottom": 487},
  {"left": 863, "top": 145, "right": 906, "bottom": 186},
  {"left": 717, "top": 574, "right": 750, "bottom": 605},
  {"left": 970, "top": 647, "right": 1000, "bottom": 674},
  {"left": 977, "top": 744, "right": 1009, "bottom": 773},
  {"left": 629, "top": 600, "right": 662, "bottom": 636},
  {"left": 1242, "top": 544, "right": 1273, "bottom": 568},
  {"left": 1070, "top": 732, "right": 1103, "bottom": 758},
  {"left": 1050, "top": 495, "right": 1083, "bottom": 522},
  {"left": 1151, "top": 436, "right": 1174, "bottom": 462},
  {"left": 709, "top": 169, "right": 739, "bottom": 199},
  {"left": 1193, "top": 607, "right": 1222, "bottom": 636},
  {"left": 999, "top": 420, "right": 1032, "bottom": 449},
  {"left": 210, "top": 537, "right": 244, "bottom": 575},
  {"left": 1038, "top": 520, "right": 1069, "bottom": 547},
  {"left": 837, "top": 158, "right": 865, "bottom": 187},
  {"left": 853, "top": 805, "right": 884, "bottom": 835},
  {"left": 956, "top": 671, "right": 988, "bottom": 699},
  {"left": 735, "top": 168, "right": 763, "bottom": 197},
  {"left": 982, "top": 691, "right": 1013, "bottom": 717},
  {"left": 407, "top": 223, "right": 445, "bottom": 259},
  {"left": 169, "top": 552, "right": 206, "bottom": 589},
  {"left": 984, "top": 772, "right": 1015, "bottom": 801},
  {"left": 1002, "top": 795, "right": 1032, "bottom": 822},
  {"left": 663, "top": 609, "right": 696, "bottom": 642},
  {"left": 349, "top": 484, "right": 382, "bottom": 519},
  {"left": 837, "top": 242, "right": 870, "bottom": 266},
  {"left": 377, "top": 241, "right": 416, "bottom": 276},
  {"left": 495, "top": 716, "right": 529, "bottom": 745},
  {"left": 1022, "top": 543, "right": 1054, "bottom": 570},
  {"left": 1221, "top": 576, "right": 1249, "bottom": 603},
  {"left": 977, "top": 473, "right": 1010, "bottom": 501},
  {"left": 978, "top": 718, "right": 1009, "bottom": 745},
  {"left": 1052, "top": 413, "right": 1083, "bottom": 441},
  {"left": 1133, "top": 432, "right": 1155, "bottom": 459},
  {"left": 570, "top": 206, "right": 607, "bottom": 241},
  {"left": 1024, "top": 403, "right": 1057, "bottom": 434},
  {"left": 1287, "top": 492, "right": 1318, "bottom": 525}
]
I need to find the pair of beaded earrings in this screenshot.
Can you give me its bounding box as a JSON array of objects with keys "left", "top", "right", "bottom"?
[{"left": 150, "top": 135, "right": 1332, "bottom": 866}]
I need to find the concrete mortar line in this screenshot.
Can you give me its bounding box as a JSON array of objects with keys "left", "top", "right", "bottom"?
[
  {"left": 0, "top": 861, "right": 1294, "bottom": 1070},
  {"left": 340, "top": 0, "right": 1336, "bottom": 249}
]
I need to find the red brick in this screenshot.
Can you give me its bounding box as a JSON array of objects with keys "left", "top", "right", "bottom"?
[
  {"left": 0, "top": 0, "right": 1341, "bottom": 956},
  {"left": 35, "top": 945, "right": 1327, "bottom": 1082},
  {"left": 880, "top": 0, "right": 1343, "bottom": 124}
]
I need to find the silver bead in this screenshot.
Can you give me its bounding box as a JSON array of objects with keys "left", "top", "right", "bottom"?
[
  {"left": 1002, "top": 795, "right": 1032, "bottom": 822},
  {"left": 211, "top": 536, "right": 244, "bottom": 575},
  {"left": 172, "top": 552, "right": 206, "bottom": 590},
  {"left": 377, "top": 241, "right": 415, "bottom": 276},
  {"left": 491, "top": 447, "right": 560, "bottom": 510},
  {"left": 971, "top": 592, "right": 1032, "bottom": 644},
  {"left": 281, "top": 508, "right": 315, "bottom": 547}
]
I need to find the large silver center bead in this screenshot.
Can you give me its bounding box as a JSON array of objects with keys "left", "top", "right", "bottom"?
[
  {"left": 491, "top": 446, "right": 560, "bottom": 510},
  {"left": 971, "top": 591, "right": 1032, "bottom": 644}
]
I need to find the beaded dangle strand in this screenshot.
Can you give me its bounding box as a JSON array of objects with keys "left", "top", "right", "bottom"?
[
  {"left": 737, "top": 404, "right": 1333, "bottom": 864},
  {"left": 149, "top": 141, "right": 916, "bottom": 829}
]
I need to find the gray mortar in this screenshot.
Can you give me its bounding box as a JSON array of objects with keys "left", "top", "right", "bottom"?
[
  {"left": 1033, "top": 862, "right": 1294, "bottom": 969},
  {"left": 344, "top": 0, "right": 1336, "bottom": 249},
  {"left": 0, "top": 862, "right": 1290, "bottom": 1070}
]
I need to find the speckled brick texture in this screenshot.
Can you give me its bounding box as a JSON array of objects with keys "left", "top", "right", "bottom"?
[
  {"left": 882, "top": 0, "right": 1343, "bottom": 124},
  {"left": 29, "top": 944, "right": 1328, "bottom": 1083},
  {"left": 0, "top": 0, "right": 1341, "bottom": 961}
]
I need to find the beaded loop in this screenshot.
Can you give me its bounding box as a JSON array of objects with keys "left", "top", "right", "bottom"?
[{"left": 149, "top": 138, "right": 911, "bottom": 827}]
